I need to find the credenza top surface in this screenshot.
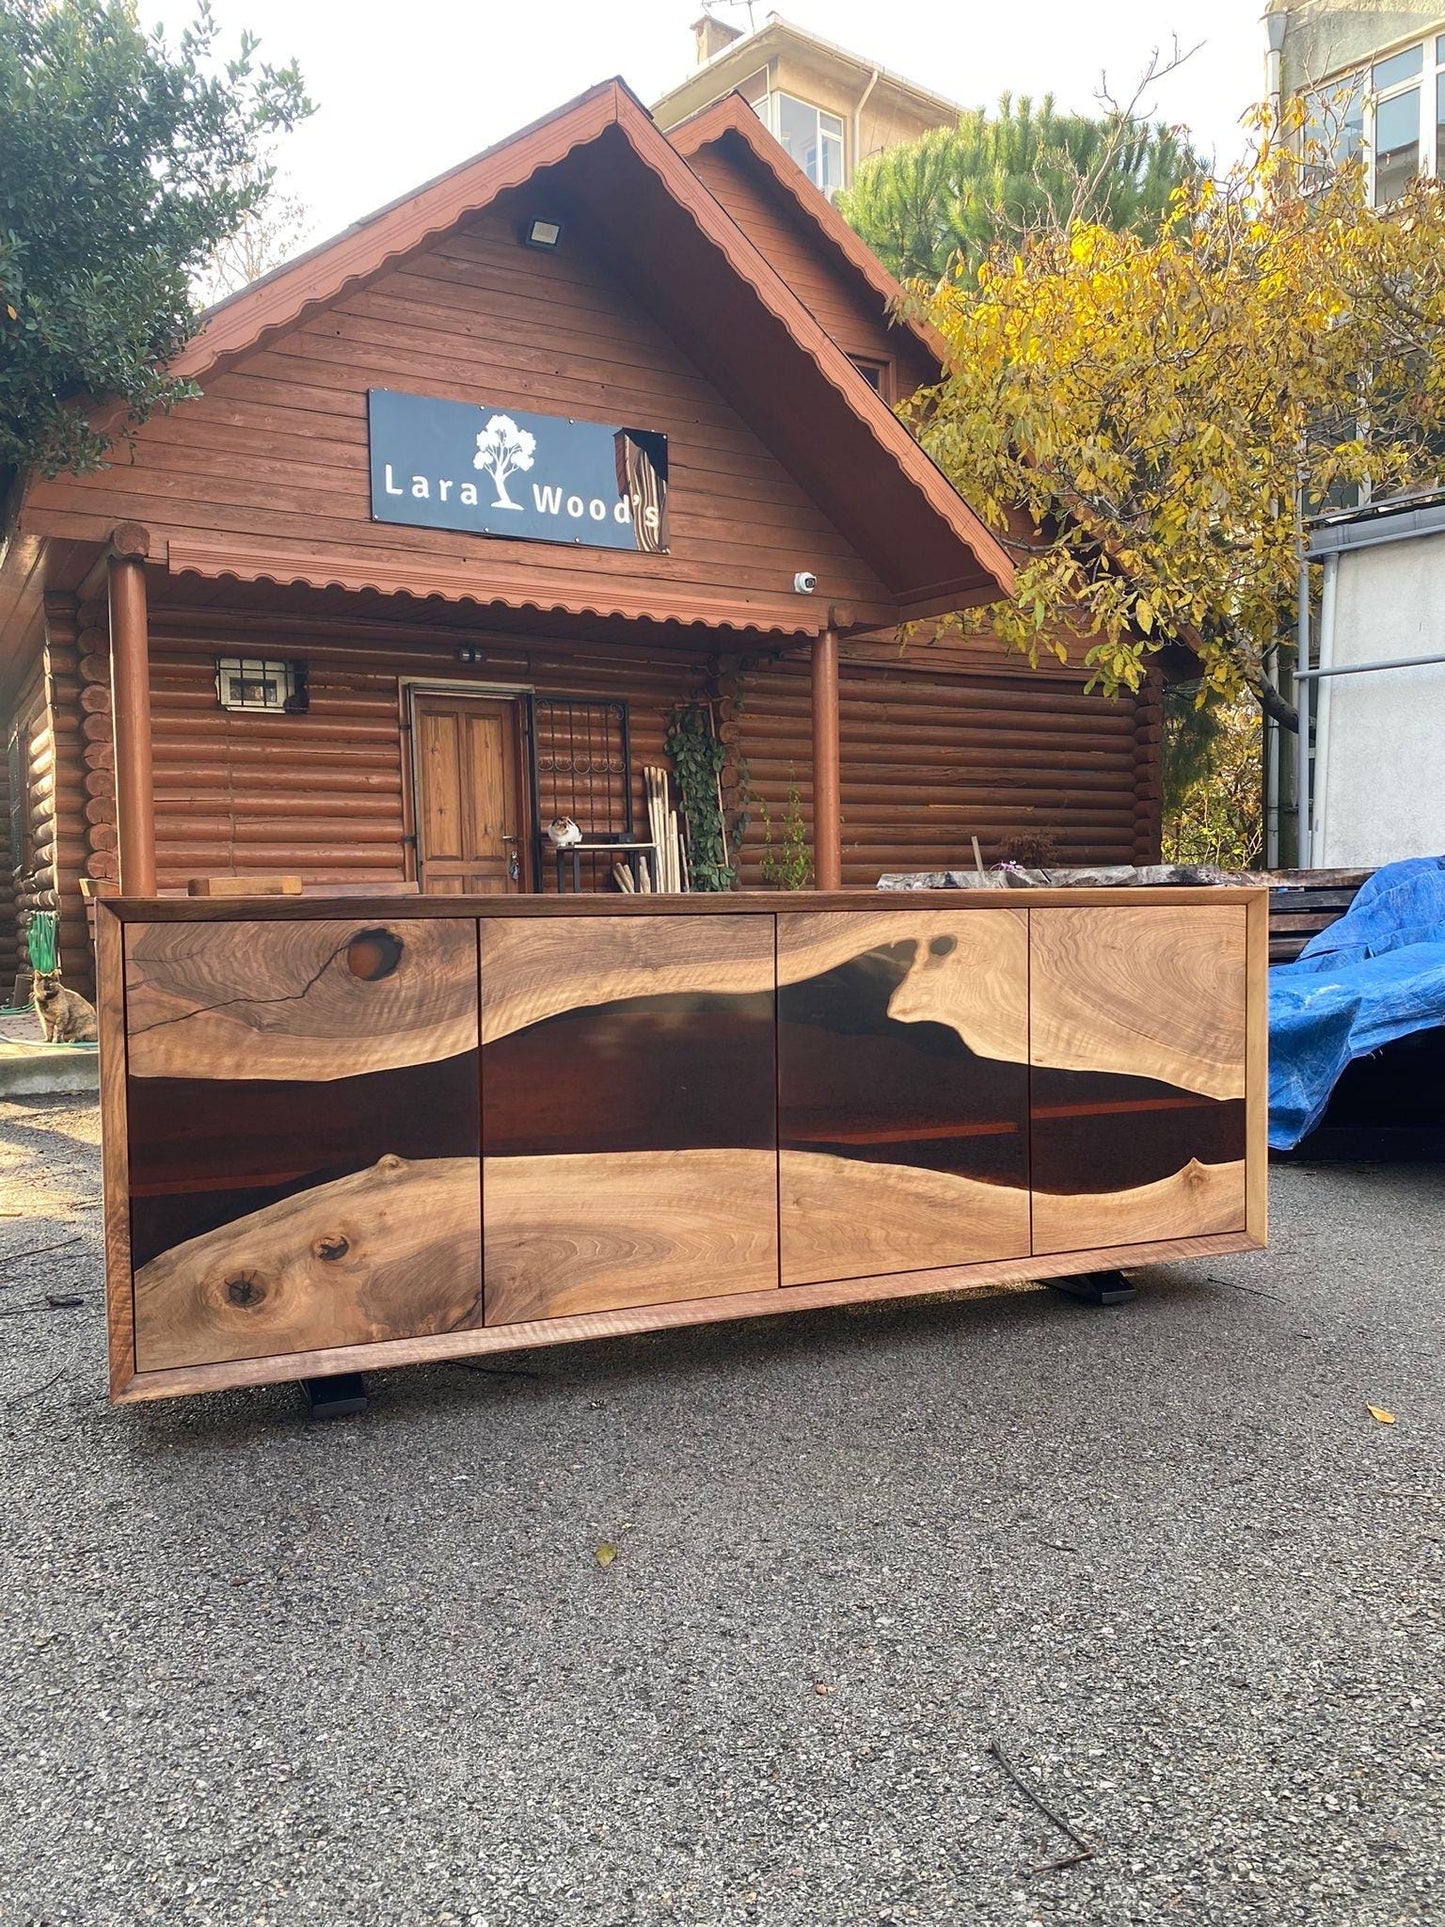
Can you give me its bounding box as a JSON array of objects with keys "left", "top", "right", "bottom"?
[{"left": 99, "top": 886, "right": 1267, "bottom": 926}]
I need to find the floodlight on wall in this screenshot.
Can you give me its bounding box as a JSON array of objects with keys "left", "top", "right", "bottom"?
[{"left": 523, "top": 217, "right": 562, "bottom": 250}]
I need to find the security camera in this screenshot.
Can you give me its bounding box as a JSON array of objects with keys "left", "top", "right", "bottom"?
[{"left": 793, "top": 571, "right": 818, "bottom": 594}]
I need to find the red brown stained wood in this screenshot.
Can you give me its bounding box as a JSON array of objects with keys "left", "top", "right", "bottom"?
[
  {"left": 107, "top": 551, "right": 156, "bottom": 896},
  {"left": 16, "top": 82, "right": 1012, "bottom": 631},
  {"left": 99, "top": 888, "right": 1267, "bottom": 1402},
  {"left": 811, "top": 626, "right": 841, "bottom": 890}
]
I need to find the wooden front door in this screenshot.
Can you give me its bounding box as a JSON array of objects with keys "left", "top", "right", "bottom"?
[{"left": 412, "top": 695, "right": 529, "bottom": 895}]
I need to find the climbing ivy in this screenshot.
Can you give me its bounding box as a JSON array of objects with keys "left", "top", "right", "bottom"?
[
  {"left": 665, "top": 702, "right": 736, "bottom": 892},
  {"left": 758, "top": 772, "right": 812, "bottom": 890}
]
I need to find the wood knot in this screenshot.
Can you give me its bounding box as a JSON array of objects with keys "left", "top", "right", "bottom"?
[
  {"left": 347, "top": 928, "right": 403, "bottom": 981},
  {"left": 376, "top": 1153, "right": 405, "bottom": 1174},
  {"left": 312, "top": 1234, "right": 349, "bottom": 1262},
  {"left": 223, "top": 1272, "right": 266, "bottom": 1309}
]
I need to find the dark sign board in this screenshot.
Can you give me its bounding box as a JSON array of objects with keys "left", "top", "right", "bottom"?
[{"left": 367, "top": 389, "right": 668, "bottom": 552}]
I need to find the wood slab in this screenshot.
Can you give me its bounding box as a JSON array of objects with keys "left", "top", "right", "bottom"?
[
  {"left": 780, "top": 1150, "right": 1029, "bottom": 1287},
  {"left": 1031, "top": 1156, "right": 1248, "bottom": 1255},
  {"left": 1030, "top": 906, "right": 1247, "bottom": 1100},
  {"left": 125, "top": 916, "right": 478, "bottom": 1080},
  {"left": 483, "top": 1148, "right": 778, "bottom": 1324},
  {"left": 480, "top": 911, "right": 775, "bottom": 1043},
  {"left": 776, "top": 908, "right": 1028, "bottom": 1061},
  {"left": 133, "top": 1153, "right": 483, "bottom": 1370}
]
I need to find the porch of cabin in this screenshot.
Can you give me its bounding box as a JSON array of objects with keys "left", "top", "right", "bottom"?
[{"left": 3, "top": 541, "right": 1161, "bottom": 1004}]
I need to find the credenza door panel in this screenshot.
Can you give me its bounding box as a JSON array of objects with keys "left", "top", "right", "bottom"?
[
  {"left": 776, "top": 910, "right": 1032, "bottom": 1287},
  {"left": 480, "top": 913, "right": 778, "bottom": 1323},
  {"left": 1028, "top": 906, "right": 1249, "bottom": 1255},
  {"left": 123, "top": 917, "right": 483, "bottom": 1371}
]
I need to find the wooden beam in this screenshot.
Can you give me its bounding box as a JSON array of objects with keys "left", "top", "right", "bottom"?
[
  {"left": 811, "top": 623, "right": 841, "bottom": 890},
  {"left": 107, "top": 528, "right": 156, "bottom": 896}
]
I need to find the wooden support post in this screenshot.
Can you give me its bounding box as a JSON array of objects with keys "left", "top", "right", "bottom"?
[
  {"left": 107, "top": 525, "right": 156, "bottom": 898},
  {"left": 811, "top": 624, "right": 841, "bottom": 891}
]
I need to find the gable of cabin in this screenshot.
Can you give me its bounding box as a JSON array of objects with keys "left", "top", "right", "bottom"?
[
  {"left": 680, "top": 125, "right": 938, "bottom": 402},
  {"left": 22, "top": 182, "right": 900, "bottom": 631}
]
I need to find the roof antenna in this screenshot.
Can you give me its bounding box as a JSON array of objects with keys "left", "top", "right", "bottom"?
[{"left": 709, "top": 0, "right": 758, "bottom": 32}]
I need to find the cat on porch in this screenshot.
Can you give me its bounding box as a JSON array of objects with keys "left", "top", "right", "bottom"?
[{"left": 32, "top": 973, "right": 98, "bottom": 1044}]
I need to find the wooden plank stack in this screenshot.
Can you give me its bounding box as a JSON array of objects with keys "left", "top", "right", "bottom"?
[
  {"left": 1266, "top": 869, "right": 1371, "bottom": 965},
  {"left": 644, "top": 764, "right": 687, "bottom": 893}
]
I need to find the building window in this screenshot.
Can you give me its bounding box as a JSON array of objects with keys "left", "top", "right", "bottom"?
[
  {"left": 215, "top": 657, "right": 309, "bottom": 713},
  {"left": 1312, "top": 34, "right": 1445, "bottom": 204},
  {"left": 751, "top": 90, "right": 845, "bottom": 196},
  {"left": 847, "top": 355, "right": 892, "bottom": 401}
]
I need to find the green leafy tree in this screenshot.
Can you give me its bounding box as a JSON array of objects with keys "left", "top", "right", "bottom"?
[
  {"left": 1162, "top": 686, "right": 1263, "bottom": 870},
  {"left": 838, "top": 92, "right": 1200, "bottom": 284},
  {"left": 0, "top": 0, "right": 311, "bottom": 480},
  {"left": 903, "top": 115, "right": 1445, "bottom": 732}
]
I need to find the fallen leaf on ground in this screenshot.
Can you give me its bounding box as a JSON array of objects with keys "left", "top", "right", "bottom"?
[
  {"left": 594, "top": 1542, "right": 618, "bottom": 1568},
  {"left": 1366, "top": 1405, "right": 1397, "bottom": 1424}
]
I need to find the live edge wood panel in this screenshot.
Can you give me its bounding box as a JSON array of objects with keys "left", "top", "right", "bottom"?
[{"left": 100, "top": 889, "right": 1267, "bottom": 1403}]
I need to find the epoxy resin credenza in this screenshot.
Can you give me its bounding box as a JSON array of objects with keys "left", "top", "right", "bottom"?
[{"left": 97, "top": 889, "right": 1268, "bottom": 1402}]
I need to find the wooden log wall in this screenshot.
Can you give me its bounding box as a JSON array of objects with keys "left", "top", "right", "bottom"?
[
  {"left": 26, "top": 599, "right": 1162, "bottom": 987},
  {"left": 32, "top": 596, "right": 94, "bottom": 994},
  {"left": 75, "top": 597, "right": 119, "bottom": 905},
  {"left": 0, "top": 733, "right": 17, "bottom": 994},
  {"left": 732, "top": 643, "right": 1162, "bottom": 885},
  {"left": 8, "top": 552, "right": 1136, "bottom": 941},
  {"left": 7, "top": 649, "right": 69, "bottom": 989},
  {"left": 141, "top": 611, "right": 707, "bottom": 890}
]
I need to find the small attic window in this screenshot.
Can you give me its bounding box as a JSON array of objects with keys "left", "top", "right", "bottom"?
[
  {"left": 216, "top": 657, "right": 309, "bottom": 713},
  {"left": 848, "top": 355, "right": 892, "bottom": 402}
]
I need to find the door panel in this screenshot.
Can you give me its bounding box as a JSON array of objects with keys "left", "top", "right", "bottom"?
[
  {"left": 777, "top": 910, "right": 1031, "bottom": 1287},
  {"left": 481, "top": 914, "right": 778, "bottom": 1324},
  {"left": 1029, "top": 906, "right": 1248, "bottom": 1254},
  {"left": 123, "top": 916, "right": 482, "bottom": 1371},
  {"left": 414, "top": 695, "right": 526, "bottom": 894}
]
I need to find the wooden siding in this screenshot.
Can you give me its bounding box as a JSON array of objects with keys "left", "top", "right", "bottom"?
[
  {"left": 0, "top": 704, "right": 19, "bottom": 992},
  {"left": 120, "top": 611, "right": 710, "bottom": 896},
  {"left": 42, "top": 596, "right": 1156, "bottom": 957},
  {"left": 730, "top": 647, "right": 1160, "bottom": 884},
  {"left": 22, "top": 193, "right": 898, "bottom": 629},
  {"left": 684, "top": 136, "right": 936, "bottom": 396}
]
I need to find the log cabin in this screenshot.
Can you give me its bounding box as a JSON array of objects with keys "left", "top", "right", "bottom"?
[{"left": 0, "top": 80, "right": 1167, "bottom": 998}]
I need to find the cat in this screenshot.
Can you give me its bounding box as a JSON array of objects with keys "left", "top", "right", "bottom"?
[
  {"left": 546, "top": 816, "right": 583, "bottom": 850},
  {"left": 32, "top": 973, "right": 99, "bottom": 1045}
]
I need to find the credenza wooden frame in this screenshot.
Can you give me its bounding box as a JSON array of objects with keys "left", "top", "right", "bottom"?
[{"left": 97, "top": 888, "right": 1269, "bottom": 1404}]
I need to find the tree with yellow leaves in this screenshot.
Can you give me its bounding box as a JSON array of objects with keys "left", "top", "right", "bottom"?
[{"left": 906, "top": 117, "right": 1445, "bottom": 731}]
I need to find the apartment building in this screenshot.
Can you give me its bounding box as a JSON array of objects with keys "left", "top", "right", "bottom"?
[{"left": 652, "top": 10, "right": 960, "bottom": 196}]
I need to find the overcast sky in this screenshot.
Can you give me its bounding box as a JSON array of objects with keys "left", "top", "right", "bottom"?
[{"left": 147, "top": 0, "right": 1269, "bottom": 249}]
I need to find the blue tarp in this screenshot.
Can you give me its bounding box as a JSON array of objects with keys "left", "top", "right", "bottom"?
[{"left": 1268, "top": 855, "right": 1445, "bottom": 1148}]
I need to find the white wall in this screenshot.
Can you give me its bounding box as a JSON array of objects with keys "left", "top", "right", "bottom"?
[{"left": 1316, "top": 530, "right": 1445, "bottom": 866}]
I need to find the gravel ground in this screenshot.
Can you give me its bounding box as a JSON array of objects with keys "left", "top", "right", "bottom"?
[{"left": 0, "top": 1093, "right": 1441, "bottom": 1927}]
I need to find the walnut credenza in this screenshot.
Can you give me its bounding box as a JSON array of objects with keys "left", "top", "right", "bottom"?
[{"left": 96, "top": 889, "right": 1268, "bottom": 1403}]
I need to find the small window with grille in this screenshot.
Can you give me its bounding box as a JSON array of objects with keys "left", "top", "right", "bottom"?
[{"left": 215, "top": 657, "right": 309, "bottom": 713}]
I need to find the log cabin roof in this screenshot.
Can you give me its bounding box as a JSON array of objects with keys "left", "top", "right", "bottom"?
[
  {"left": 665, "top": 89, "right": 947, "bottom": 383},
  {"left": 3, "top": 78, "right": 1014, "bottom": 669}
]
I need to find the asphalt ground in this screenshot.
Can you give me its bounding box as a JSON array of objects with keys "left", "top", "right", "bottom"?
[{"left": 1, "top": 1093, "right": 1441, "bottom": 1927}]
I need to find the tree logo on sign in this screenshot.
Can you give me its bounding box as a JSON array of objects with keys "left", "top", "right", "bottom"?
[{"left": 474, "top": 414, "right": 536, "bottom": 510}]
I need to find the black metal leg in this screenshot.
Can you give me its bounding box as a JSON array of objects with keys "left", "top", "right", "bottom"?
[
  {"left": 299, "top": 1373, "right": 368, "bottom": 1418},
  {"left": 1045, "top": 1270, "right": 1136, "bottom": 1307}
]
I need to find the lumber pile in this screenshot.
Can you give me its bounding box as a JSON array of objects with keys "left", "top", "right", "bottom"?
[
  {"left": 643, "top": 765, "right": 687, "bottom": 894},
  {"left": 1266, "top": 868, "right": 1372, "bottom": 965}
]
